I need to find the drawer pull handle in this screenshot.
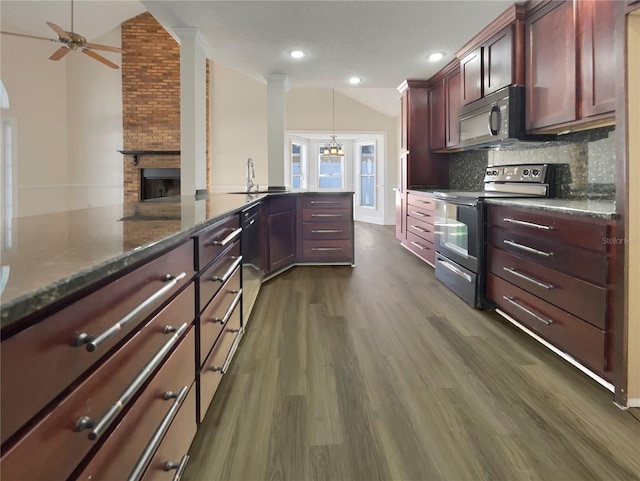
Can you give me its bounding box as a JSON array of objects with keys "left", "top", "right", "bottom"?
[
  {"left": 212, "top": 288, "right": 243, "bottom": 324},
  {"left": 212, "top": 256, "right": 243, "bottom": 283},
  {"left": 503, "top": 267, "right": 554, "bottom": 290},
  {"left": 164, "top": 454, "right": 190, "bottom": 481},
  {"left": 502, "top": 296, "right": 553, "bottom": 326},
  {"left": 128, "top": 386, "right": 189, "bottom": 481},
  {"left": 311, "top": 229, "right": 343, "bottom": 233},
  {"left": 503, "top": 240, "right": 553, "bottom": 257},
  {"left": 502, "top": 218, "right": 553, "bottom": 230},
  {"left": 76, "top": 323, "right": 188, "bottom": 441},
  {"left": 437, "top": 258, "right": 472, "bottom": 283},
  {"left": 411, "top": 211, "right": 430, "bottom": 218},
  {"left": 410, "top": 241, "right": 429, "bottom": 251},
  {"left": 415, "top": 199, "right": 431, "bottom": 205},
  {"left": 213, "top": 327, "right": 244, "bottom": 374},
  {"left": 410, "top": 225, "right": 428, "bottom": 233},
  {"left": 73, "top": 272, "right": 187, "bottom": 352},
  {"left": 212, "top": 227, "right": 242, "bottom": 246},
  {"left": 311, "top": 213, "right": 343, "bottom": 217},
  {"left": 312, "top": 247, "right": 343, "bottom": 251},
  {"left": 310, "top": 200, "right": 341, "bottom": 204}
]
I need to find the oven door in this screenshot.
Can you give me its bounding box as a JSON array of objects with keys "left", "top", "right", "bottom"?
[{"left": 434, "top": 199, "right": 480, "bottom": 273}]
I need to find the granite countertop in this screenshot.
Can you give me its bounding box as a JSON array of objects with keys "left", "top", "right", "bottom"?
[
  {"left": 483, "top": 198, "right": 618, "bottom": 219},
  {"left": 0, "top": 190, "right": 354, "bottom": 330}
]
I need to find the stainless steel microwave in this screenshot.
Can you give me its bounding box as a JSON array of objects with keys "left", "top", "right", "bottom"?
[{"left": 457, "top": 86, "right": 555, "bottom": 150}]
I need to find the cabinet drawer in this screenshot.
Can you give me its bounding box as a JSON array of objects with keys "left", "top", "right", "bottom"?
[
  {"left": 489, "top": 247, "right": 607, "bottom": 329},
  {"left": 0, "top": 311, "right": 195, "bottom": 481},
  {"left": 300, "top": 195, "right": 352, "bottom": 210},
  {"left": 198, "top": 241, "right": 241, "bottom": 313},
  {"left": 301, "top": 240, "right": 353, "bottom": 263},
  {"left": 404, "top": 232, "right": 436, "bottom": 266},
  {"left": 487, "top": 274, "right": 606, "bottom": 375},
  {"left": 74, "top": 330, "right": 196, "bottom": 481},
  {"left": 302, "top": 221, "right": 352, "bottom": 240},
  {"left": 489, "top": 227, "right": 607, "bottom": 285},
  {"left": 488, "top": 206, "right": 608, "bottom": 253},
  {"left": 0, "top": 241, "right": 194, "bottom": 445},
  {"left": 407, "top": 192, "right": 435, "bottom": 211},
  {"left": 199, "top": 268, "right": 242, "bottom": 366},
  {"left": 195, "top": 215, "right": 241, "bottom": 270},
  {"left": 302, "top": 208, "right": 351, "bottom": 222},
  {"left": 198, "top": 308, "right": 242, "bottom": 423},
  {"left": 406, "top": 217, "right": 435, "bottom": 244},
  {"left": 406, "top": 204, "right": 435, "bottom": 223}
]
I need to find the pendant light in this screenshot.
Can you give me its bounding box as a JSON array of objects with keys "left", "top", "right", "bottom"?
[{"left": 323, "top": 89, "right": 344, "bottom": 156}]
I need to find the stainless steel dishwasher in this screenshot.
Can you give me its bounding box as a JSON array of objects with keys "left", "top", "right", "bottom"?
[{"left": 241, "top": 203, "right": 262, "bottom": 325}]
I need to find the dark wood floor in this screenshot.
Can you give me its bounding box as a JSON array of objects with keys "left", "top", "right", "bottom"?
[{"left": 184, "top": 222, "right": 640, "bottom": 481}]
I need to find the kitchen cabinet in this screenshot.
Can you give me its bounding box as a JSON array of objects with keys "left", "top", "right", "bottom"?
[
  {"left": 445, "top": 68, "right": 462, "bottom": 147},
  {"left": 264, "top": 196, "right": 297, "bottom": 275},
  {"left": 483, "top": 25, "right": 515, "bottom": 96},
  {"left": 0, "top": 240, "right": 197, "bottom": 480},
  {"left": 486, "top": 204, "right": 614, "bottom": 380},
  {"left": 402, "top": 191, "right": 437, "bottom": 267},
  {"left": 525, "top": 0, "right": 616, "bottom": 132},
  {"left": 429, "top": 79, "right": 446, "bottom": 150},
  {"left": 460, "top": 47, "right": 483, "bottom": 104},
  {"left": 395, "top": 188, "right": 405, "bottom": 240}
]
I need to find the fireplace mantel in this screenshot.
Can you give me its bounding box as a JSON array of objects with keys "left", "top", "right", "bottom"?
[{"left": 118, "top": 150, "right": 181, "bottom": 165}]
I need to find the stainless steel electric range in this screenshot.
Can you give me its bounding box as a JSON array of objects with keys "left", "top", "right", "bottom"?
[{"left": 433, "top": 163, "right": 556, "bottom": 309}]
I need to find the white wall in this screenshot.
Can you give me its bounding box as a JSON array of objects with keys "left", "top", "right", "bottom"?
[{"left": 0, "top": 29, "right": 124, "bottom": 218}]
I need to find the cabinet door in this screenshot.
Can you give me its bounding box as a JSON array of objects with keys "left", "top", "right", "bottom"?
[
  {"left": 461, "top": 46, "right": 483, "bottom": 104},
  {"left": 580, "top": 0, "right": 616, "bottom": 118},
  {"left": 445, "top": 69, "right": 462, "bottom": 147},
  {"left": 483, "top": 25, "right": 513, "bottom": 95},
  {"left": 267, "top": 198, "right": 296, "bottom": 274},
  {"left": 428, "top": 80, "right": 446, "bottom": 150},
  {"left": 526, "top": 0, "right": 577, "bottom": 131}
]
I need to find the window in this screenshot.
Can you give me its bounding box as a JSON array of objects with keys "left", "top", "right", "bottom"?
[
  {"left": 289, "top": 139, "right": 307, "bottom": 189},
  {"left": 318, "top": 147, "right": 343, "bottom": 189},
  {"left": 359, "top": 143, "right": 375, "bottom": 207}
]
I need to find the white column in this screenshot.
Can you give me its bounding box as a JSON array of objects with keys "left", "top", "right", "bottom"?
[
  {"left": 263, "top": 74, "right": 289, "bottom": 188},
  {"left": 174, "top": 27, "right": 207, "bottom": 197}
]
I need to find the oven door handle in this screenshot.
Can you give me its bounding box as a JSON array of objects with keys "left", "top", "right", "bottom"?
[{"left": 437, "top": 258, "right": 472, "bottom": 283}]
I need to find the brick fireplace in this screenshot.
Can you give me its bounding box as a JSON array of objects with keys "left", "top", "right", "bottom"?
[{"left": 121, "top": 12, "right": 210, "bottom": 203}]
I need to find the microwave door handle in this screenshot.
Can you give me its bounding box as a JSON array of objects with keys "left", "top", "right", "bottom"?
[{"left": 488, "top": 104, "right": 499, "bottom": 136}]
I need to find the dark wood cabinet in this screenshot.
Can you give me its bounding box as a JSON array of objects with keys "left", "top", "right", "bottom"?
[
  {"left": 265, "top": 196, "right": 297, "bottom": 275},
  {"left": 580, "top": 0, "right": 616, "bottom": 118},
  {"left": 395, "top": 188, "right": 405, "bottom": 240},
  {"left": 483, "top": 25, "right": 514, "bottom": 95},
  {"left": 445, "top": 68, "right": 462, "bottom": 147},
  {"left": 402, "top": 191, "right": 437, "bottom": 267},
  {"left": 460, "top": 47, "right": 483, "bottom": 104},
  {"left": 428, "top": 80, "right": 446, "bottom": 150}
]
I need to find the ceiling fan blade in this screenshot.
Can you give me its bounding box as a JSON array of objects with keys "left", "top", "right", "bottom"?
[
  {"left": 85, "top": 42, "right": 124, "bottom": 54},
  {"left": 82, "top": 48, "right": 119, "bottom": 69},
  {"left": 0, "top": 30, "right": 57, "bottom": 42},
  {"left": 46, "top": 22, "right": 72, "bottom": 41},
  {"left": 49, "top": 47, "right": 70, "bottom": 61}
]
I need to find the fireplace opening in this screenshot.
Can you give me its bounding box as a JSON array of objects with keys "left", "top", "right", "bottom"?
[{"left": 141, "top": 168, "right": 181, "bottom": 200}]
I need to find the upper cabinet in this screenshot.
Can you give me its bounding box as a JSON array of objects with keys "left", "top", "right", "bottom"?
[
  {"left": 460, "top": 47, "right": 483, "bottom": 104},
  {"left": 428, "top": 61, "right": 461, "bottom": 151},
  {"left": 525, "top": 0, "right": 616, "bottom": 132},
  {"left": 428, "top": 79, "right": 446, "bottom": 150},
  {"left": 445, "top": 68, "right": 462, "bottom": 147}
]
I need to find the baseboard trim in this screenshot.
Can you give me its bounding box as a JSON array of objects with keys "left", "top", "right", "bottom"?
[
  {"left": 495, "top": 308, "right": 615, "bottom": 393},
  {"left": 628, "top": 398, "right": 640, "bottom": 408}
]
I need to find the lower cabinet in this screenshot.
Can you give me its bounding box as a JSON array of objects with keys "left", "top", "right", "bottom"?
[
  {"left": 264, "top": 196, "right": 297, "bottom": 275},
  {"left": 402, "top": 190, "right": 436, "bottom": 266}
]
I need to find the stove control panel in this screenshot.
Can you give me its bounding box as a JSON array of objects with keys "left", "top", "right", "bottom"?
[{"left": 484, "top": 164, "right": 549, "bottom": 183}]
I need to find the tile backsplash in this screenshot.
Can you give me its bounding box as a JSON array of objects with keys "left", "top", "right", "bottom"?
[{"left": 448, "top": 126, "right": 616, "bottom": 199}]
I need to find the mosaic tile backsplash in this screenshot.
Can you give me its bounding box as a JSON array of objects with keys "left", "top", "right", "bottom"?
[{"left": 448, "top": 126, "right": 616, "bottom": 199}]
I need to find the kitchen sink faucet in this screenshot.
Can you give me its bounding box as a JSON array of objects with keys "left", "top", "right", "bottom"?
[{"left": 246, "top": 157, "right": 259, "bottom": 193}]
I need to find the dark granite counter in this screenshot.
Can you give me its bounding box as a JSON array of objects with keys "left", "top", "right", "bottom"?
[{"left": 484, "top": 198, "right": 618, "bottom": 219}]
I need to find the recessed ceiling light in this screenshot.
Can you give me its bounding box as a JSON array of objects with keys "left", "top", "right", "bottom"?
[
  {"left": 290, "top": 50, "right": 306, "bottom": 59},
  {"left": 427, "top": 52, "right": 446, "bottom": 62},
  {"left": 348, "top": 77, "right": 361, "bottom": 85}
]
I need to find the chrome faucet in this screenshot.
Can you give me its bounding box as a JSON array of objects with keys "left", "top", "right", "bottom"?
[{"left": 246, "top": 157, "right": 258, "bottom": 193}]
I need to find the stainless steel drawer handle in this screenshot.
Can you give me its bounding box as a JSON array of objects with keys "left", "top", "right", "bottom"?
[
  {"left": 212, "top": 256, "right": 243, "bottom": 283},
  {"left": 212, "top": 327, "right": 244, "bottom": 374},
  {"left": 212, "top": 288, "right": 243, "bottom": 324},
  {"left": 73, "top": 272, "right": 187, "bottom": 352},
  {"left": 502, "top": 218, "right": 553, "bottom": 230},
  {"left": 311, "top": 247, "right": 343, "bottom": 251},
  {"left": 311, "top": 213, "right": 342, "bottom": 217},
  {"left": 503, "top": 267, "right": 554, "bottom": 290},
  {"left": 415, "top": 199, "right": 431, "bottom": 205},
  {"left": 76, "top": 323, "right": 188, "bottom": 441},
  {"left": 410, "top": 241, "right": 428, "bottom": 251},
  {"left": 410, "top": 225, "right": 428, "bottom": 233},
  {"left": 212, "top": 227, "right": 242, "bottom": 246},
  {"left": 311, "top": 229, "right": 343, "bottom": 233},
  {"left": 503, "top": 239, "right": 553, "bottom": 257},
  {"left": 437, "top": 258, "right": 472, "bottom": 283},
  {"left": 310, "top": 200, "right": 341, "bottom": 204},
  {"left": 502, "top": 296, "right": 553, "bottom": 326},
  {"left": 164, "top": 454, "right": 190, "bottom": 481},
  {"left": 128, "top": 386, "right": 189, "bottom": 481},
  {"left": 411, "top": 211, "right": 430, "bottom": 218}
]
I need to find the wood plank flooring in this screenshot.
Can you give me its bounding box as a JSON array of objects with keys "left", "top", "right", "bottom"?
[{"left": 184, "top": 222, "right": 640, "bottom": 481}]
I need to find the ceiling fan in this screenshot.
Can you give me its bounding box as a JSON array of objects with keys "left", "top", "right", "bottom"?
[{"left": 0, "top": 0, "right": 124, "bottom": 69}]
